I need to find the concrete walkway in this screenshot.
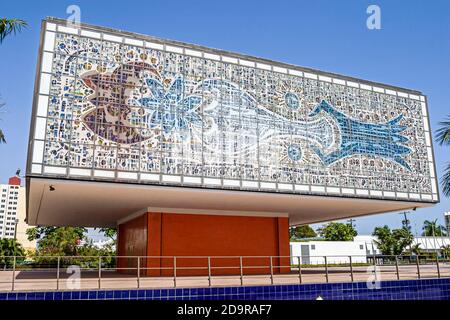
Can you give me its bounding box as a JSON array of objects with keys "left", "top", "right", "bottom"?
[{"left": 1, "top": 263, "right": 449, "bottom": 292}]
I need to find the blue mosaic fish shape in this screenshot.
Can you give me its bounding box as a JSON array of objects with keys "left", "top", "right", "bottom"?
[
  {"left": 137, "top": 76, "right": 412, "bottom": 170},
  {"left": 309, "top": 100, "right": 412, "bottom": 170}
]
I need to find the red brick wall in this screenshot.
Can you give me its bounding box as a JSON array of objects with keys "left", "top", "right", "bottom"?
[
  {"left": 146, "top": 212, "right": 162, "bottom": 276},
  {"left": 118, "top": 212, "right": 290, "bottom": 277},
  {"left": 154, "top": 213, "right": 289, "bottom": 276},
  {"left": 117, "top": 214, "right": 148, "bottom": 275}
]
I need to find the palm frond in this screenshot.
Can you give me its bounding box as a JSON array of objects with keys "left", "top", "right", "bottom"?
[
  {"left": 441, "top": 163, "right": 450, "bottom": 197},
  {"left": 0, "top": 98, "right": 5, "bottom": 143},
  {"left": 0, "top": 18, "right": 27, "bottom": 43},
  {"left": 435, "top": 116, "right": 450, "bottom": 146}
]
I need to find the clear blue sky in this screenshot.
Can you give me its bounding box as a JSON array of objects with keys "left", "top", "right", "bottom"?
[{"left": 0, "top": 0, "right": 449, "bottom": 236}]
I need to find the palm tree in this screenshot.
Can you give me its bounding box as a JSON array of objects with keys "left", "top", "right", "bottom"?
[
  {"left": 0, "top": 100, "right": 5, "bottom": 143},
  {"left": 422, "top": 219, "right": 447, "bottom": 236},
  {"left": 0, "top": 18, "right": 27, "bottom": 43},
  {"left": 392, "top": 227, "right": 414, "bottom": 255},
  {"left": 441, "top": 245, "right": 450, "bottom": 258},
  {"left": 0, "top": 19, "right": 27, "bottom": 144},
  {"left": 410, "top": 244, "right": 422, "bottom": 256},
  {"left": 436, "top": 115, "right": 450, "bottom": 196}
]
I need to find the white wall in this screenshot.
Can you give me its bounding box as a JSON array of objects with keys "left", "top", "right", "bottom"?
[
  {"left": 290, "top": 235, "right": 450, "bottom": 265},
  {"left": 290, "top": 241, "right": 368, "bottom": 265},
  {"left": 353, "top": 235, "right": 381, "bottom": 255},
  {"left": 354, "top": 235, "right": 450, "bottom": 252}
]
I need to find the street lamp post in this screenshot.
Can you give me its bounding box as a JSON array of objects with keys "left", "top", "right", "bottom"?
[
  {"left": 12, "top": 218, "right": 19, "bottom": 256},
  {"left": 13, "top": 218, "right": 19, "bottom": 241},
  {"left": 347, "top": 219, "right": 356, "bottom": 229}
]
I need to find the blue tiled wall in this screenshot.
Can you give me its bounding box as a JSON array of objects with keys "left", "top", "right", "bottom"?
[{"left": 1, "top": 278, "right": 449, "bottom": 300}]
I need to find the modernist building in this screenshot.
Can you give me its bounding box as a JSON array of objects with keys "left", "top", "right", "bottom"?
[
  {"left": 1, "top": 177, "right": 36, "bottom": 251},
  {"left": 445, "top": 212, "right": 450, "bottom": 235},
  {"left": 290, "top": 235, "right": 450, "bottom": 265},
  {"left": 26, "top": 18, "right": 439, "bottom": 274}
]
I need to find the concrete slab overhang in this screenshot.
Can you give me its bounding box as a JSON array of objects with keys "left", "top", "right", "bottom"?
[{"left": 26, "top": 177, "right": 433, "bottom": 228}]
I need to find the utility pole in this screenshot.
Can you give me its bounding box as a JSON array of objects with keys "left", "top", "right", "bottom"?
[
  {"left": 400, "top": 211, "right": 411, "bottom": 231},
  {"left": 432, "top": 225, "right": 438, "bottom": 257},
  {"left": 399, "top": 211, "right": 412, "bottom": 254},
  {"left": 13, "top": 218, "right": 19, "bottom": 254}
]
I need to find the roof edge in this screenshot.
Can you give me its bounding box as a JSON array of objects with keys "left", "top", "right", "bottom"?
[{"left": 44, "top": 16, "right": 423, "bottom": 95}]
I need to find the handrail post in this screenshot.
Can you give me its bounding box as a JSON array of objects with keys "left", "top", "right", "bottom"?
[
  {"left": 395, "top": 256, "right": 400, "bottom": 280},
  {"left": 137, "top": 257, "right": 140, "bottom": 289},
  {"left": 98, "top": 256, "right": 102, "bottom": 289},
  {"left": 349, "top": 256, "right": 354, "bottom": 282},
  {"left": 173, "top": 256, "right": 177, "bottom": 288},
  {"left": 269, "top": 256, "right": 274, "bottom": 285},
  {"left": 416, "top": 256, "right": 421, "bottom": 279},
  {"left": 11, "top": 256, "right": 16, "bottom": 291},
  {"left": 436, "top": 256, "right": 441, "bottom": 279},
  {"left": 239, "top": 256, "right": 243, "bottom": 286},
  {"left": 56, "top": 256, "right": 60, "bottom": 290},
  {"left": 207, "top": 257, "right": 211, "bottom": 287},
  {"left": 324, "top": 256, "right": 329, "bottom": 283},
  {"left": 297, "top": 256, "right": 302, "bottom": 284}
]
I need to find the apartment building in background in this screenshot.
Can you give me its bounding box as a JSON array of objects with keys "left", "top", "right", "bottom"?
[{"left": 0, "top": 176, "right": 36, "bottom": 251}]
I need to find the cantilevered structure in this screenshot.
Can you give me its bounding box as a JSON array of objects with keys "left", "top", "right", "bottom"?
[{"left": 26, "top": 18, "right": 439, "bottom": 274}]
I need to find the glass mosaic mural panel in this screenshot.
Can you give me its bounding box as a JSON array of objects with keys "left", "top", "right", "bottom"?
[{"left": 28, "top": 19, "right": 439, "bottom": 202}]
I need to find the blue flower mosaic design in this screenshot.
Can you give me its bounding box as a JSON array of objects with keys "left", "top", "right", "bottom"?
[{"left": 139, "top": 77, "right": 203, "bottom": 136}]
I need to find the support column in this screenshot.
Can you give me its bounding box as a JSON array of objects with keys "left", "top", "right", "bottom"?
[
  {"left": 277, "top": 217, "right": 291, "bottom": 273},
  {"left": 116, "top": 214, "right": 148, "bottom": 275},
  {"left": 147, "top": 212, "right": 162, "bottom": 276},
  {"left": 118, "top": 211, "right": 291, "bottom": 277}
]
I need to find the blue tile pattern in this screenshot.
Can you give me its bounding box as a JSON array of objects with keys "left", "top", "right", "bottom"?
[{"left": 1, "top": 278, "right": 449, "bottom": 300}]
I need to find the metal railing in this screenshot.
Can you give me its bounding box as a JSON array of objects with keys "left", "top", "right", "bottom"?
[{"left": 0, "top": 254, "right": 449, "bottom": 292}]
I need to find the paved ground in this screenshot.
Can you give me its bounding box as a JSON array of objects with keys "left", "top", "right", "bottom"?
[{"left": 1, "top": 263, "right": 449, "bottom": 292}]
